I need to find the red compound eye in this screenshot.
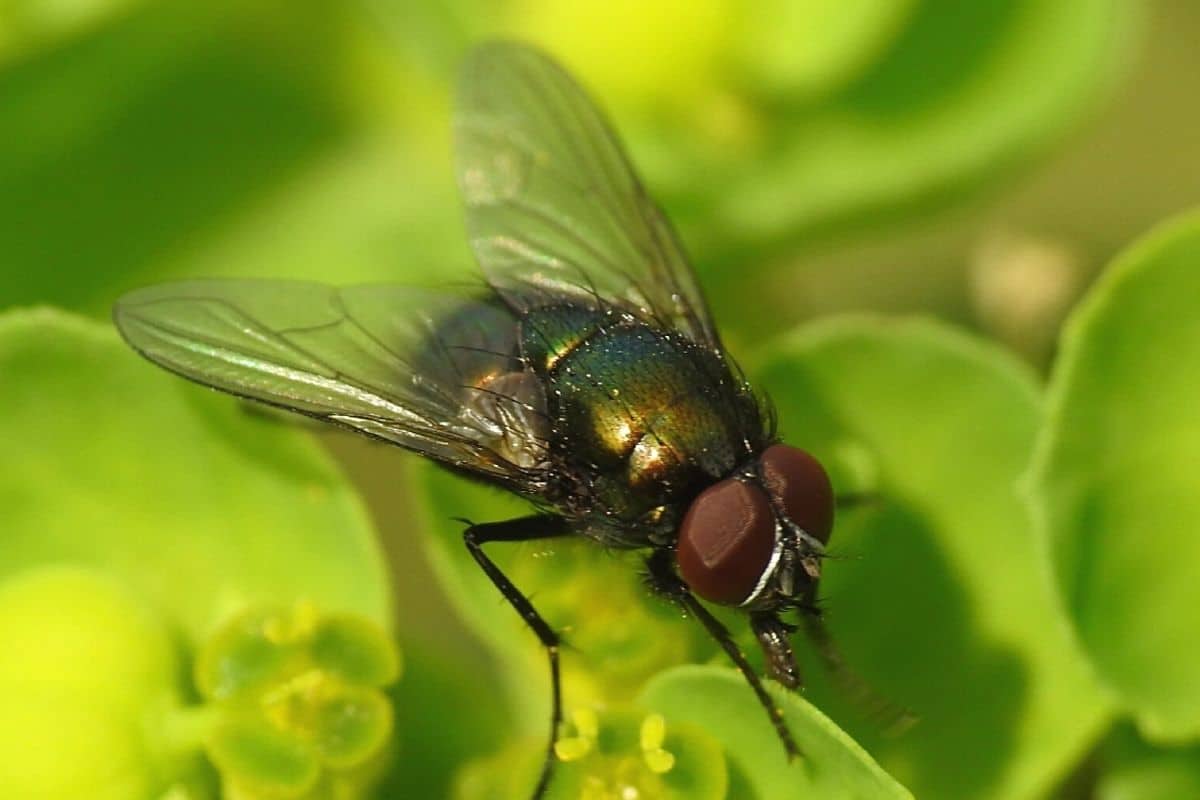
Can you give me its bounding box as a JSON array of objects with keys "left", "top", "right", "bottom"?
[
  {"left": 676, "top": 479, "right": 776, "bottom": 606},
  {"left": 759, "top": 444, "right": 834, "bottom": 544}
]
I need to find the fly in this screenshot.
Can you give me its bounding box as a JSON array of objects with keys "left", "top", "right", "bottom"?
[{"left": 114, "top": 40, "right": 899, "bottom": 799}]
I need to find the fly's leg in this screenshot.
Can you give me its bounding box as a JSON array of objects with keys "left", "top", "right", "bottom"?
[
  {"left": 751, "top": 612, "right": 802, "bottom": 690},
  {"left": 798, "top": 592, "right": 918, "bottom": 734},
  {"left": 463, "top": 515, "right": 571, "bottom": 800},
  {"left": 645, "top": 548, "right": 801, "bottom": 760}
]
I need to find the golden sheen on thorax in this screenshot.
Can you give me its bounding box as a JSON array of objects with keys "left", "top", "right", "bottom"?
[{"left": 522, "top": 305, "right": 745, "bottom": 497}]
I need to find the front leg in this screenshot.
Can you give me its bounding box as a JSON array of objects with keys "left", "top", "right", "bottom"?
[
  {"left": 799, "top": 603, "right": 918, "bottom": 733},
  {"left": 463, "top": 514, "right": 570, "bottom": 800},
  {"left": 645, "top": 548, "right": 801, "bottom": 760},
  {"left": 751, "top": 612, "right": 803, "bottom": 690}
]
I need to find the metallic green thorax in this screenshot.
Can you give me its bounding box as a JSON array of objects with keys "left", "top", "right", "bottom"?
[{"left": 520, "top": 304, "right": 765, "bottom": 543}]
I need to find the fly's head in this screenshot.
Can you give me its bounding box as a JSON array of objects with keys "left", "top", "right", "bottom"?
[{"left": 673, "top": 444, "right": 834, "bottom": 615}]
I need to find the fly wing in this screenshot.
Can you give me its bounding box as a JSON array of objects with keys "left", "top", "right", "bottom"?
[
  {"left": 113, "top": 279, "right": 549, "bottom": 487},
  {"left": 455, "top": 41, "right": 720, "bottom": 347}
]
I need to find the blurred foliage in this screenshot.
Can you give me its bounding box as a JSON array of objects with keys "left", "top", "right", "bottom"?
[
  {"left": 382, "top": 0, "right": 1137, "bottom": 266},
  {"left": 0, "top": 565, "right": 204, "bottom": 799},
  {"left": 1027, "top": 210, "right": 1200, "bottom": 743},
  {"left": 1095, "top": 725, "right": 1200, "bottom": 800},
  {"left": 754, "top": 317, "right": 1110, "bottom": 799},
  {"left": 0, "top": 310, "right": 391, "bottom": 639},
  {"left": 0, "top": 311, "right": 398, "bottom": 798},
  {"left": 2, "top": 1, "right": 1200, "bottom": 799},
  {"left": 0, "top": 0, "right": 1136, "bottom": 324},
  {"left": 641, "top": 668, "right": 912, "bottom": 799}
]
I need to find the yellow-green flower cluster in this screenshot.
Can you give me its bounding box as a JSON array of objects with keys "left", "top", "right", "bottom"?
[
  {"left": 457, "top": 706, "right": 727, "bottom": 800},
  {"left": 196, "top": 602, "right": 401, "bottom": 799}
]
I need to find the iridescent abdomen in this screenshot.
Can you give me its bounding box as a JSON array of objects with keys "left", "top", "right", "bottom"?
[{"left": 520, "top": 305, "right": 758, "bottom": 529}]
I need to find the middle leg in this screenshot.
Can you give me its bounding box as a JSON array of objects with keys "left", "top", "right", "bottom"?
[
  {"left": 463, "top": 514, "right": 572, "bottom": 800},
  {"left": 645, "top": 548, "right": 800, "bottom": 759}
]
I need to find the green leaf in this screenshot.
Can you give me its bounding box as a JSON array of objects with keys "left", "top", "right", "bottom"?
[
  {"left": 0, "top": 308, "right": 391, "bottom": 643},
  {"left": 0, "top": 566, "right": 191, "bottom": 800},
  {"left": 493, "top": 0, "right": 1138, "bottom": 264},
  {"left": 0, "top": 0, "right": 141, "bottom": 65},
  {"left": 733, "top": 0, "right": 918, "bottom": 98},
  {"left": 0, "top": 686, "right": 164, "bottom": 800},
  {"left": 654, "top": 718, "right": 729, "bottom": 800},
  {"left": 1026, "top": 209, "right": 1200, "bottom": 741},
  {"left": 0, "top": 566, "right": 177, "bottom": 711},
  {"left": 1, "top": 2, "right": 1139, "bottom": 335},
  {"left": 641, "top": 666, "right": 910, "bottom": 800},
  {"left": 697, "top": 0, "right": 1140, "bottom": 258},
  {"left": 377, "top": 644, "right": 510, "bottom": 799},
  {"left": 0, "top": 3, "right": 354, "bottom": 315},
  {"left": 159, "top": 135, "right": 477, "bottom": 291},
  {"left": 401, "top": 0, "right": 1139, "bottom": 265},
  {"left": 753, "top": 317, "right": 1110, "bottom": 799},
  {"left": 1096, "top": 724, "right": 1200, "bottom": 800},
  {"left": 452, "top": 739, "right": 547, "bottom": 800}
]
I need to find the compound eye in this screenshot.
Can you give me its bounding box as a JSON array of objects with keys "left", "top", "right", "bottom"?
[
  {"left": 676, "top": 479, "right": 776, "bottom": 606},
  {"left": 759, "top": 444, "right": 834, "bottom": 544}
]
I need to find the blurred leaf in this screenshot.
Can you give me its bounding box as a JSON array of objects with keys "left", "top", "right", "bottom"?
[
  {"left": 1026, "top": 209, "right": 1200, "bottom": 742},
  {"left": 0, "top": 308, "right": 391, "bottom": 643},
  {"left": 733, "top": 0, "right": 918, "bottom": 98},
  {"left": 159, "top": 135, "right": 475, "bottom": 288},
  {"left": 1, "top": 0, "right": 1140, "bottom": 337},
  {"left": 641, "top": 666, "right": 911, "bottom": 799},
  {"left": 1097, "top": 724, "right": 1200, "bottom": 800},
  {"left": 0, "top": 686, "right": 168, "bottom": 800},
  {"left": 0, "top": 566, "right": 204, "bottom": 800},
  {"left": 0, "top": 0, "right": 140, "bottom": 65},
  {"left": 378, "top": 643, "right": 509, "bottom": 799},
  {"left": 753, "top": 316, "right": 1111, "bottom": 799},
  {"left": 463, "top": 0, "right": 1139, "bottom": 265},
  {"left": 0, "top": 2, "right": 356, "bottom": 315},
  {"left": 350, "top": 0, "right": 1139, "bottom": 346},
  {"left": 0, "top": 565, "right": 177, "bottom": 709},
  {"left": 650, "top": 716, "right": 729, "bottom": 800},
  {"left": 700, "top": 0, "right": 1139, "bottom": 259},
  {"left": 451, "top": 739, "right": 546, "bottom": 800},
  {"left": 502, "top": 0, "right": 732, "bottom": 110}
]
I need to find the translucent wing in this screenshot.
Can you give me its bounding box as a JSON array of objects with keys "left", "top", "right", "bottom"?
[
  {"left": 113, "top": 279, "right": 550, "bottom": 487},
  {"left": 455, "top": 41, "right": 720, "bottom": 346}
]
